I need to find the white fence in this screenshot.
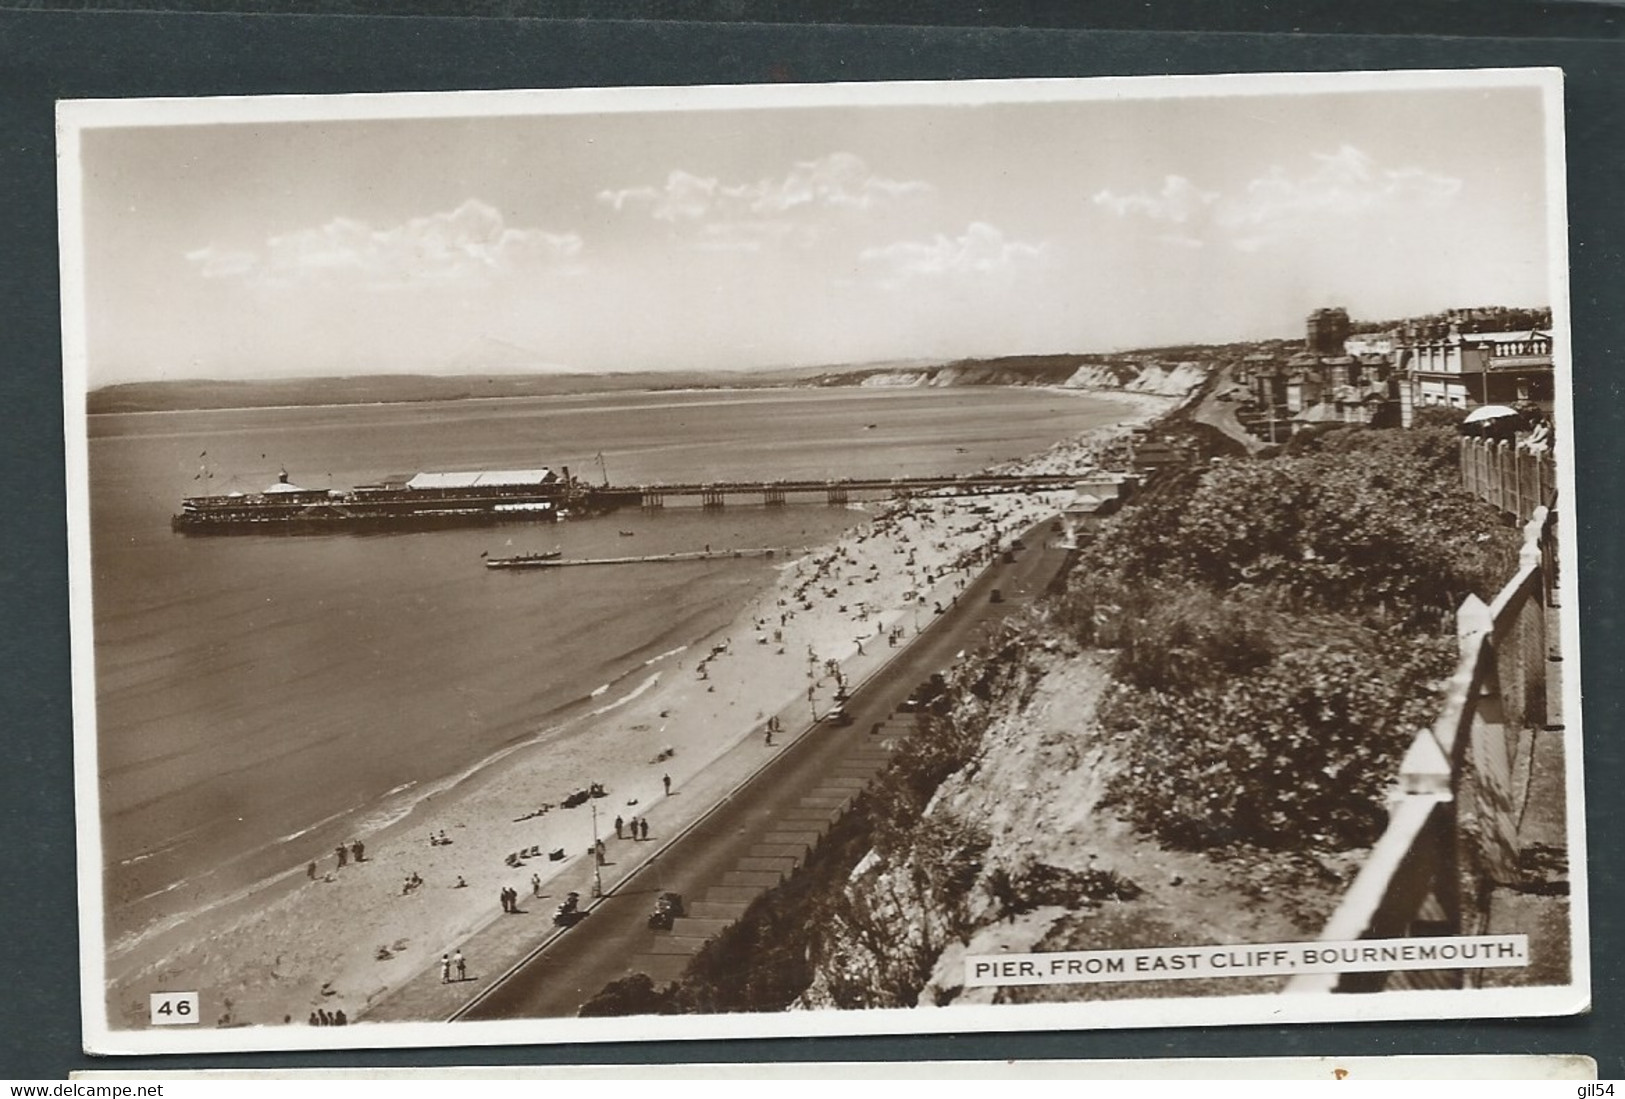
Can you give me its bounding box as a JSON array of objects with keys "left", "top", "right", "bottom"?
[{"left": 1286, "top": 490, "right": 1556, "bottom": 993}]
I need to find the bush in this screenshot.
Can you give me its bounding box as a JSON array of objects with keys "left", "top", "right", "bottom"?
[
  {"left": 988, "top": 858, "right": 1143, "bottom": 918},
  {"left": 1103, "top": 630, "right": 1455, "bottom": 851},
  {"left": 577, "top": 973, "right": 682, "bottom": 1016},
  {"left": 1110, "top": 584, "right": 1281, "bottom": 692},
  {"left": 1043, "top": 422, "right": 1519, "bottom": 855},
  {"left": 1063, "top": 425, "right": 1514, "bottom": 630}
]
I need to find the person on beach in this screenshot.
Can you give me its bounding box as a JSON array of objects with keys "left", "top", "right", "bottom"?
[
  {"left": 307, "top": 861, "right": 317, "bottom": 880},
  {"left": 663, "top": 773, "right": 672, "bottom": 796},
  {"left": 335, "top": 844, "right": 348, "bottom": 868},
  {"left": 455, "top": 876, "right": 467, "bottom": 889},
  {"left": 441, "top": 954, "right": 451, "bottom": 984},
  {"left": 350, "top": 840, "right": 364, "bottom": 863},
  {"left": 454, "top": 950, "right": 466, "bottom": 982}
]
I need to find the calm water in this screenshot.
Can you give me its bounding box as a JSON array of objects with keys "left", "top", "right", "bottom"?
[{"left": 87, "top": 385, "right": 1126, "bottom": 950}]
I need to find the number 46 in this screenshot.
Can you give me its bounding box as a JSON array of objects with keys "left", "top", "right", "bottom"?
[{"left": 149, "top": 991, "right": 199, "bottom": 1025}]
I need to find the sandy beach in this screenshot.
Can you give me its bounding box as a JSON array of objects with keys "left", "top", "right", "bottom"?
[{"left": 100, "top": 389, "right": 1175, "bottom": 1030}]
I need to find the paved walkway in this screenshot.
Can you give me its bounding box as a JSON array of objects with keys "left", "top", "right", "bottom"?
[{"left": 1482, "top": 603, "right": 1570, "bottom": 988}]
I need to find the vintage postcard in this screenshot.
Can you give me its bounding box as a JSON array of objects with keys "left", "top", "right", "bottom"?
[{"left": 59, "top": 69, "right": 1586, "bottom": 1054}]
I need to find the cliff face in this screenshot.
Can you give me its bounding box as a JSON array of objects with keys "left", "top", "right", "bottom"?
[
  {"left": 848, "top": 358, "right": 1208, "bottom": 398},
  {"left": 799, "top": 631, "right": 1350, "bottom": 1010},
  {"left": 1061, "top": 361, "right": 1207, "bottom": 397}
]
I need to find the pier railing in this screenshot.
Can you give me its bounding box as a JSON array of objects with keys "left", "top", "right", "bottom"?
[{"left": 1286, "top": 500, "right": 1557, "bottom": 993}]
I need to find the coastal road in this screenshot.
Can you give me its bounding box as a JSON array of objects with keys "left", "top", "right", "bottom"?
[{"left": 459, "top": 520, "right": 1073, "bottom": 1019}]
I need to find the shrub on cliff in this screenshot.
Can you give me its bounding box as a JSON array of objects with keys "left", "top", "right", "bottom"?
[
  {"left": 1049, "top": 422, "right": 1515, "bottom": 855},
  {"left": 1102, "top": 629, "right": 1455, "bottom": 851},
  {"left": 577, "top": 973, "right": 683, "bottom": 1016},
  {"left": 1066, "top": 423, "right": 1513, "bottom": 631},
  {"left": 813, "top": 810, "right": 991, "bottom": 1010}
]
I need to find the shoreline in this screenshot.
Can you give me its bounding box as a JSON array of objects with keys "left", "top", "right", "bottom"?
[
  {"left": 87, "top": 381, "right": 1170, "bottom": 420},
  {"left": 100, "top": 401, "right": 1172, "bottom": 1031}
]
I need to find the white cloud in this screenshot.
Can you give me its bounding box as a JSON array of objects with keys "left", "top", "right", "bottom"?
[
  {"left": 184, "top": 244, "right": 259, "bottom": 279},
  {"left": 598, "top": 153, "right": 932, "bottom": 247},
  {"left": 859, "top": 222, "right": 1047, "bottom": 287},
  {"left": 1094, "top": 147, "right": 1462, "bottom": 252},
  {"left": 1093, "top": 175, "right": 1218, "bottom": 224},
  {"left": 692, "top": 220, "right": 822, "bottom": 253},
  {"left": 187, "top": 200, "right": 582, "bottom": 287},
  {"left": 1217, "top": 145, "right": 1461, "bottom": 244}
]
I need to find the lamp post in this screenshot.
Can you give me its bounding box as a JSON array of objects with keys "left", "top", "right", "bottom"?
[{"left": 590, "top": 801, "right": 604, "bottom": 898}]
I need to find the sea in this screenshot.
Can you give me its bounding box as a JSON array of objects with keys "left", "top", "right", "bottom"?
[{"left": 85, "top": 384, "right": 1130, "bottom": 958}]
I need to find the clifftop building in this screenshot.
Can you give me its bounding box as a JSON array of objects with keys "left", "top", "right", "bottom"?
[
  {"left": 1394, "top": 326, "right": 1554, "bottom": 426},
  {"left": 1237, "top": 307, "right": 1399, "bottom": 436},
  {"left": 1305, "top": 307, "right": 1351, "bottom": 356}
]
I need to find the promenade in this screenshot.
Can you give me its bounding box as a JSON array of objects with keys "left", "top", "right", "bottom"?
[{"left": 364, "top": 521, "right": 1069, "bottom": 1022}]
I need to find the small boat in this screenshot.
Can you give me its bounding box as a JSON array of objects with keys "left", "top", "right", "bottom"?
[
  {"left": 618, "top": 530, "right": 636, "bottom": 537},
  {"left": 484, "top": 549, "right": 562, "bottom": 569}
]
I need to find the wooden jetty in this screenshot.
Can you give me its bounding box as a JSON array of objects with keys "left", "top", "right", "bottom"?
[{"left": 485, "top": 547, "right": 790, "bottom": 569}]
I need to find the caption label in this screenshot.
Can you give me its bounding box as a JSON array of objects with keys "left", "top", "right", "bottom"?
[
  {"left": 149, "top": 991, "right": 200, "bottom": 1025},
  {"left": 965, "top": 934, "right": 1529, "bottom": 987}
]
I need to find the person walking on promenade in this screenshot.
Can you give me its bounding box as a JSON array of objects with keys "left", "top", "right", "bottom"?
[
  {"left": 640, "top": 817, "right": 649, "bottom": 841},
  {"left": 454, "top": 950, "right": 466, "bottom": 982},
  {"left": 440, "top": 954, "right": 451, "bottom": 984},
  {"left": 663, "top": 773, "right": 672, "bottom": 796},
  {"left": 614, "top": 815, "right": 624, "bottom": 840},
  {"left": 530, "top": 872, "right": 541, "bottom": 898},
  {"left": 627, "top": 816, "right": 638, "bottom": 841},
  {"left": 499, "top": 888, "right": 510, "bottom": 914}
]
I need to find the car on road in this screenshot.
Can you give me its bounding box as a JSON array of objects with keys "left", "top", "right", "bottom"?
[
  {"left": 648, "top": 891, "right": 685, "bottom": 930},
  {"left": 821, "top": 705, "right": 854, "bottom": 726}
]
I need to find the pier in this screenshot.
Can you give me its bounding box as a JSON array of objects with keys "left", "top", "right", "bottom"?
[
  {"left": 175, "top": 469, "right": 1093, "bottom": 535},
  {"left": 610, "top": 472, "right": 1083, "bottom": 511},
  {"left": 486, "top": 547, "right": 790, "bottom": 570}
]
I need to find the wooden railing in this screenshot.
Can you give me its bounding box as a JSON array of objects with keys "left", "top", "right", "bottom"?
[
  {"left": 1286, "top": 500, "right": 1556, "bottom": 993},
  {"left": 1460, "top": 436, "right": 1555, "bottom": 523}
]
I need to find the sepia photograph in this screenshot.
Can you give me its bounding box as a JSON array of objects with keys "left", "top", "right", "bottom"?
[{"left": 58, "top": 69, "right": 1585, "bottom": 1054}]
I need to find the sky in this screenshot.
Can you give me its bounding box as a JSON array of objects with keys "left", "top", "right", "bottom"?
[{"left": 70, "top": 77, "right": 1557, "bottom": 387}]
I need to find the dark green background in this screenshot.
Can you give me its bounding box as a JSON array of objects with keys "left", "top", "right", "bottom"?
[{"left": 2, "top": 2, "right": 1620, "bottom": 1079}]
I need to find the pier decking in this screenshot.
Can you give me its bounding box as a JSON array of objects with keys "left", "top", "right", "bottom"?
[
  {"left": 617, "top": 472, "right": 1082, "bottom": 509},
  {"left": 486, "top": 547, "right": 789, "bottom": 569}
]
